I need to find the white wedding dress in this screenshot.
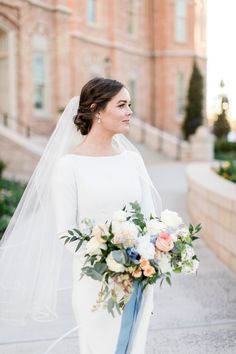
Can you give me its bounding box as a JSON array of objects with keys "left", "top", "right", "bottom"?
[{"left": 51, "top": 150, "right": 156, "bottom": 354}]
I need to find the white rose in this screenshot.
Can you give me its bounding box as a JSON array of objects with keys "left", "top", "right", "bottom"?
[
  {"left": 176, "top": 224, "right": 189, "bottom": 238},
  {"left": 158, "top": 253, "right": 172, "bottom": 273},
  {"left": 161, "top": 209, "right": 183, "bottom": 230},
  {"left": 112, "top": 210, "right": 127, "bottom": 222},
  {"left": 136, "top": 234, "right": 155, "bottom": 260},
  {"left": 112, "top": 221, "right": 138, "bottom": 247},
  {"left": 170, "top": 232, "right": 178, "bottom": 242},
  {"left": 86, "top": 237, "right": 107, "bottom": 256},
  {"left": 182, "top": 245, "right": 195, "bottom": 261},
  {"left": 92, "top": 224, "right": 108, "bottom": 243},
  {"left": 182, "top": 259, "right": 199, "bottom": 274},
  {"left": 106, "top": 253, "right": 125, "bottom": 272},
  {"left": 146, "top": 219, "right": 167, "bottom": 234}
]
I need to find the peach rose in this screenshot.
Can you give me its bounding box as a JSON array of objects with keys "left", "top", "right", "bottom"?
[
  {"left": 140, "top": 259, "right": 150, "bottom": 270},
  {"left": 155, "top": 232, "right": 174, "bottom": 252},
  {"left": 132, "top": 268, "right": 142, "bottom": 278},
  {"left": 143, "top": 266, "right": 155, "bottom": 277},
  {"left": 92, "top": 224, "right": 108, "bottom": 244}
]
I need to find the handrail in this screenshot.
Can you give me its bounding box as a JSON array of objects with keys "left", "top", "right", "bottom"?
[{"left": 0, "top": 110, "right": 53, "bottom": 138}]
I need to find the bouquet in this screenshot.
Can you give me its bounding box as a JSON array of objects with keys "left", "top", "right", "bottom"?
[{"left": 61, "top": 201, "right": 201, "bottom": 316}]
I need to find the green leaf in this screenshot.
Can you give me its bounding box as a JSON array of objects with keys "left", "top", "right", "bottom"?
[
  {"left": 94, "top": 262, "right": 108, "bottom": 274},
  {"left": 68, "top": 230, "right": 74, "bottom": 236},
  {"left": 189, "top": 224, "right": 194, "bottom": 233},
  {"left": 64, "top": 238, "right": 71, "bottom": 245},
  {"left": 107, "top": 297, "right": 115, "bottom": 317},
  {"left": 60, "top": 235, "right": 68, "bottom": 240},
  {"left": 166, "top": 276, "right": 171, "bottom": 286},
  {"left": 112, "top": 250, "right": 127, "bottom": 264},
  {"left": 82, "top": 267, "right": 103, "bottom": 281},
  {"left": 75, "top": 239, "right": 83, "bottom": 252},
  {"left": 70, "top": 236, "right": 78, "bottom": 242},
  {"left": 173, "top": 267, "right": 182, "bottom": 273},
  {"left": 73, "top": 228, "right": 83, "bottom": 237}
]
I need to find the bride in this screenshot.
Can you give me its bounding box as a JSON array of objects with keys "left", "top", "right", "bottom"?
[{"left": 0, "top": 77, "right": 162, "bottom": 353}]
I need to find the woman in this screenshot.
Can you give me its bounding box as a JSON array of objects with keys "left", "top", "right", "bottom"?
[{"left": 0, "top": 78, "right": 162, "bottom": 353}]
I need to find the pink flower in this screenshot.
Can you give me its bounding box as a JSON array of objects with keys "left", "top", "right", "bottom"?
[{"left": 155, "top": 232, "right": 174, "bottom": 252}]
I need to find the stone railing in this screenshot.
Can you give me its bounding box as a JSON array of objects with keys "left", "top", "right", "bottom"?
[
  {"left": 129, "top": 117, "right": 214, "bottom": 161},
  {"left": 186, "top": 162, "right": 236, "bottom": 273}
]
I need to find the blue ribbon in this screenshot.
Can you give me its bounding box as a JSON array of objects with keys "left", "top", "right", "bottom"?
[{"left": 115, "top": 281, "right": 143, "bottom": 354}]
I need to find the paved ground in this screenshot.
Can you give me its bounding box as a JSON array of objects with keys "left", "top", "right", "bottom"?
[{"left": 1, "top": 141, "right": 236, "bottom": 354}]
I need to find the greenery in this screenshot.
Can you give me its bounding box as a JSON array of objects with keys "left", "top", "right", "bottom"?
[
  {"left": 0, "top": 160, "right": 6, "bottom": 179},
  {"left": 213, "top": 81, "right": 231, "bottom": 139},
  {"left": 0, "top": 161, "right": 26, "bottom": 239},
  {"left": 214, "top": 139, "right": 236, "bottom": 161},
  {"left": 181, "top": 61, "right": 204, "bottom": 140},
  {"left": 216, "top": 160, "right": 236, "bottom": 183}
]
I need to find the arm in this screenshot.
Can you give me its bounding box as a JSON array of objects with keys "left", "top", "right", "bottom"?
[
  {"left": 51, "top": 157, "right": 79, "bottom": 255},
  {"left": 131, "top": 151, "right": 162, "bottom": 218}
]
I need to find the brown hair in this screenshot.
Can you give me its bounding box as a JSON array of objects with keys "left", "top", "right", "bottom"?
[{"left": 74, "top": 77, "right": 124, "bottom": 135}]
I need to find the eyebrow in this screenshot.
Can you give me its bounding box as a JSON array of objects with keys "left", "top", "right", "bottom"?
[{"left": 117, "top": 100, "right": 131, "bottom": 104}]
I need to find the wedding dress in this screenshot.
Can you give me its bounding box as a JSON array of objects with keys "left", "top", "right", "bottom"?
[{"left": 51, "top": 149, "right": 157, "bottom": 354}]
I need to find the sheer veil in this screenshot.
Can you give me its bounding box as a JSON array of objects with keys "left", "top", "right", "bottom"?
[{"left": 0, "top": 96, "right": 162, "bottom": 325}]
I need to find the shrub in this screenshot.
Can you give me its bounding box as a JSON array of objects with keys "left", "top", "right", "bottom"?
[
  {"left": 0, "top": 178, "right": 26, "bottom": 239},
  {"left": 181, "top": 61, "right": 204, "bottom": 140},
  {"left": 216, "top": 160, "right": 236, "bottom": 183}
]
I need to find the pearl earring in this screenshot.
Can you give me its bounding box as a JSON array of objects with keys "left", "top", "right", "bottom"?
[{"left": 97, "top": 115, "right": 101, "bottom": 123}]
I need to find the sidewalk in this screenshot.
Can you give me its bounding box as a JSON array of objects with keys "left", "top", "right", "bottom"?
[{"left": 1, "top": 142, "right": 236, "bottom": 354}]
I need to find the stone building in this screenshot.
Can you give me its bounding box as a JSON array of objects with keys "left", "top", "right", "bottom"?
[{"left": 0, "top": 0, "right": 206, "bottom": 136}]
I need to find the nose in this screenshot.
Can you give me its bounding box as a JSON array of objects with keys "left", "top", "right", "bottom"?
[{"left": 127, "top": 106, "right": 133, "bottom": 115}]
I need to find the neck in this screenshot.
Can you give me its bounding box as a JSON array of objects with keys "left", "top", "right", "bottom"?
[{"left": 80, "top": 125, "right": 116, "bottom": 152}]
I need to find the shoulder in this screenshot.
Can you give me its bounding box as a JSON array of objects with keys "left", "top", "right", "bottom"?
[{"left": 52, "top": 155, "right": 76, "bottom": 181}]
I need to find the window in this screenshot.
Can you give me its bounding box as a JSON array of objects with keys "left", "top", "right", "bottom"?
[
  {"left": 127, "top": 0, "right": 135, "bottom": 34},
  {"left": 87, "top": 0, "right": 96, "bottom": 24},
  {"left": 33, "top": 53, "right": 45, "bottom": 110},
  {"left": 176, "top": 72, "right": 185, "bottom": 118},
  {"left": 129, "top": 79, "right": 136, "bottom": 114},
  {"left": 32, "top": 33, "right": 49, "bottom": 116},
  {"left": 175, "top": 0, "right": 187, "bottom": 43}
]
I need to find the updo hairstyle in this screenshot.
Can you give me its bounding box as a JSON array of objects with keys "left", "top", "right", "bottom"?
[{"left": 74, "top": 77, "right": 124, "bottom": 135}]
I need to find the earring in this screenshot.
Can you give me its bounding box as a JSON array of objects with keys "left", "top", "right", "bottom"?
[{"left": 98, "top": 117, "right": 101, "bottom": 123}]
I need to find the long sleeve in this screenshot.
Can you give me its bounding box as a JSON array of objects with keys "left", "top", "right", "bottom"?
[
  {"left": 51, "top": 157, "right": 79, "bottom": 255},
  {"left": 131, "top": 151, "right": 162, "bottom": 218}
]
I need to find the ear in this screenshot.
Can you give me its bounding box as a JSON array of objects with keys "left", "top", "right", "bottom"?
[{"left": 90, "top": 103, "right": 97, "bottom": 112}]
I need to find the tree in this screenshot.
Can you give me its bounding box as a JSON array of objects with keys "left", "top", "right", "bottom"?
[
  {"left": 181, "top": 61, "right": 204, "bottom": 140},
  {"left": 213, "top": 80, "right": 231, "bottom": 140}
]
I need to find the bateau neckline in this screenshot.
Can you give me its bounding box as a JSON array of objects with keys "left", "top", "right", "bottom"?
[{"left": 66, "top": 150, "right": 127, "bottom": 158}]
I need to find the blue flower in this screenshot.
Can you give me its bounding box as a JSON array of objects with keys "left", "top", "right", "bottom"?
[
  {"left": 126, "top": 247, "right": 141, "bottom": 264},
  {"left": 150, "top": 234, "right": 157, "bottom": 245}
]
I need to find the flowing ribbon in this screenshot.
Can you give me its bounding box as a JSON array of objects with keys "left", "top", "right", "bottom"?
[{"left": 115, "top": 281, "right": 143, "bottom": 354}]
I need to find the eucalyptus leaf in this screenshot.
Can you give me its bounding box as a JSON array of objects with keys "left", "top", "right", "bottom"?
[
  {"left": 75, "top": 239, "right": 83, "bottom": 252},
  {"left": 112, "top": 250, "right": 127, "bottom": 264}
]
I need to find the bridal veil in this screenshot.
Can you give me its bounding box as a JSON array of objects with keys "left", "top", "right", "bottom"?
[{"left": 0, "top": 96, "right": 162, "bottom": 324}]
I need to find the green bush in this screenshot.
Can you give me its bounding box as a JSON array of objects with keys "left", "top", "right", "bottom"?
[
  {"left": 214, "top": 139, "right": 236, "bottom": 152},
  {"left": 0, "top": 161, "right": 26, "bottom": 239},
  {"left": 181, "top": 61, "right": 204, "bottom": 140},
  {"left": 0, "top": 160, "right": 6, "bottom": 179},
  {"left": 216, "top": 160, "right": 236, "bottom": 183},
  {"left": 214, "top": 139, "right": 236, "bottom": 161}
]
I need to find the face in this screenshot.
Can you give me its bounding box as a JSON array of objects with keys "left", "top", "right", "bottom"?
[{"left": 97, "top": 87, "right": 133, "bottom": 134}]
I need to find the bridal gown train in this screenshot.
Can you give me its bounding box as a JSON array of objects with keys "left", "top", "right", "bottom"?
[{"left": 51, "top": 150, "right": 156, "bottom": 354}]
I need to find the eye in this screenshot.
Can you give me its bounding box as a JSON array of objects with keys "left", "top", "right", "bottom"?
[{"left": 118, "top": 104, "right": 125, "bottom": 108}]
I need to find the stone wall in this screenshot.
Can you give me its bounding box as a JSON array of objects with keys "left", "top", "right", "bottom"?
[
  {"left": 128, "top": 117, "right": 214, "bottom": 161},
  {"left": 186, "top": 162, "right": 236, "bottom": 273},
  {"left": 0, "top": 126, "right": 41, "bottom": 182}
]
